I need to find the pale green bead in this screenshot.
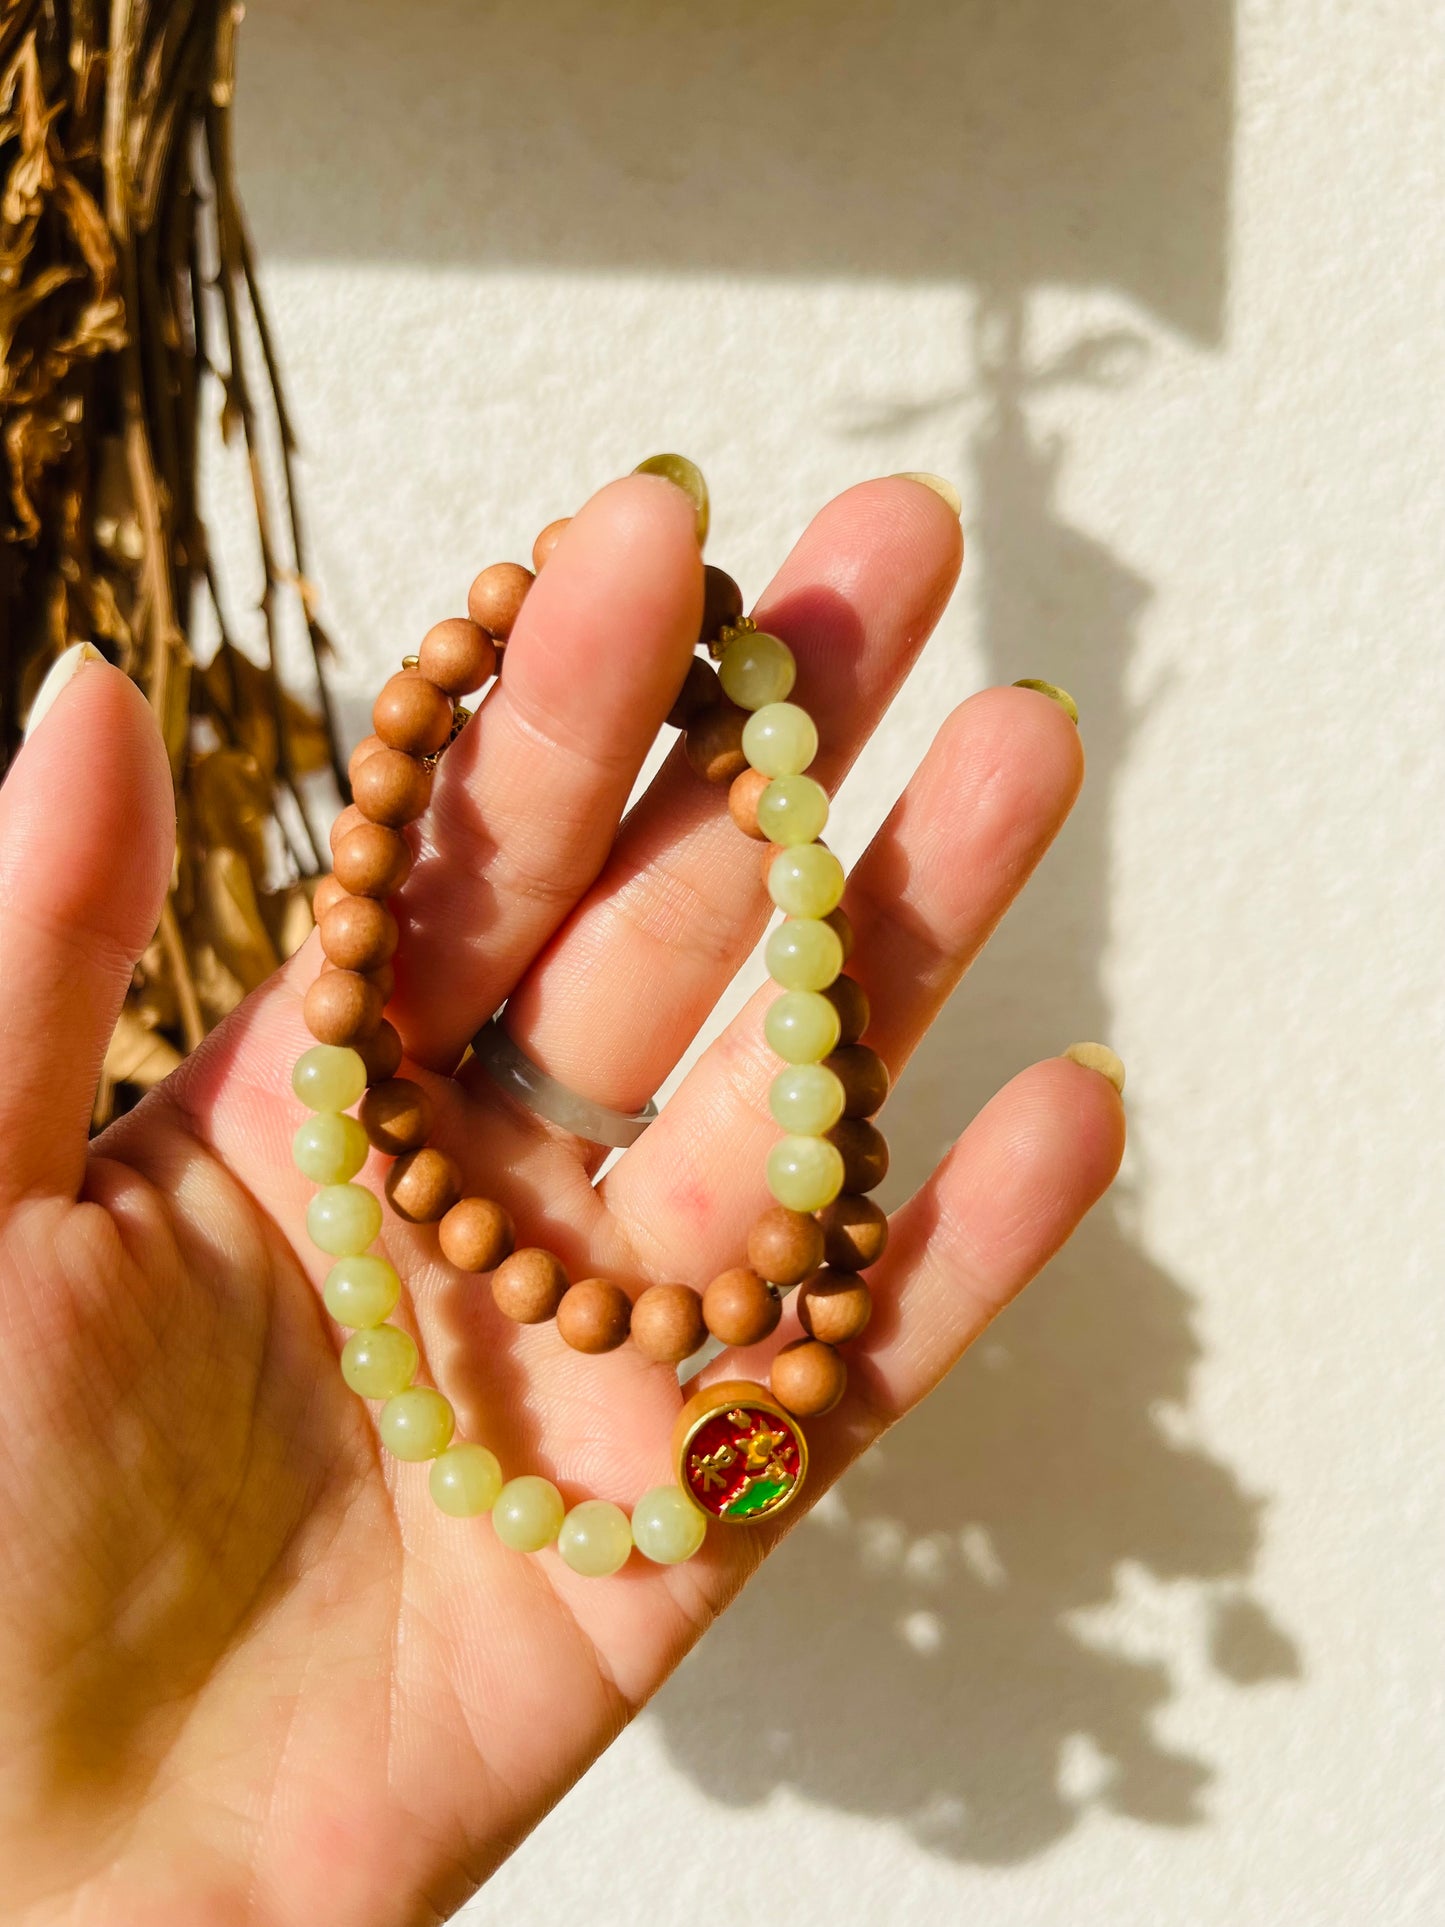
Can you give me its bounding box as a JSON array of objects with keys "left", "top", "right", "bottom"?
[
  {"left": 768, "top": 843, "right": 846, "bottom": 918},
  {"left": 765, "top": 917, "right": 844, "bottom": 992},
  {"left": 379, "top": 1386, "right": 455, "bottom": 1461},
  {"left": 292, "top": 1045, "right": 367, "bottom": 1113},
  {"left": 557, "top": 1499, "right": 634, "bottom": 1577},
  {"left": 742, "top": 701, "right": 819, "bottom": 777},
  {"left": 631, "top": 1485, "right": 708, "bottom": 1565},
  {"left": 770, "top": 1063, "right": 846, "bottom": 1136},
  {"left": 633, "top": 452, "right": 709, "bottom": 546},
  {"left": 307, "top": 1182, "right": 383, "bottom": 1256},
  {"left": 767, "top": 1134, "right": 847, "bottom": 1212},
  {"left": 340, "top": 1323, "right": 418, "bottom": 1399},
  {"left": 718, "top": 630, "right": 795, "bottom": 710},
  {"left": 292, "top": 1111, "right": 369, "bottom": 1185},
  {"left": 323, "top": 1254, "right": 401, "bottom": 1329},
  {"left": 757, "top": 773, "right": 829, "bottom": 846},
  {"left": 430, "top": 1442, "right": 505, "bottom": 1517},
  {"left": 492, "top": 1475, "right": 565, "bottom": 1553},
  {"left": 764, "top": 989, "right": 842, "bottom": 1064}
]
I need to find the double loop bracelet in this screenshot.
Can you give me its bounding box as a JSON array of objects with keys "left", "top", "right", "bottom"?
[{"left": 290, "top": 456, "right": 891, "bottom": 1576}]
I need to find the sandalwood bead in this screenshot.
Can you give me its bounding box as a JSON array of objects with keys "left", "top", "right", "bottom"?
[
  {"left": 385, "top": 1146, "right": 462, "bottom": 1224},
  {"left": 825, "top": 1043, "right": 890, "bottom": 1118},
  {"left": 492, "top": 1248, "right": 567, "bottom": 1324},
  {"left": 347, "top": 735, "right": 387, "bottom": 785},
  {"left": 304, "top": 969, "right": 382, "bottom": 1046},
  {"left": 823, "top": 973, "right": 870, "bottom": 1048},
  {"left": 438, "top": 1196, "right": 515, "bottom": 1273},
  {"left": 359, "top": 1077, "right": 433, "bottom": 1156},
  {"left": 352, "top": 748, "right": 432, "bottom": 828},
  {"left": 319, "top": 895, "right": 398, "bottom": 974},
  {"left": 373, "top": 672, "right": 454, "bottom": 757},
  {"left": 467, "top": 561, "right": 534, "bottom": 639},
  {"left": 329, "top": 803, "right": 367, "bottom": 857},
  {"left": 532, "top": 517, "right": 571, "bottom": 570},
  {"left": 323, "top": 955, "right": 394, "bottom": 1001},
  {"left": 667, "top": 654, "right": 721, "bottom": 730},
  {"left": 417, "top": 617, "right": 495, "bottom": 696},
  {"left": 827, "top": 1117, "right": 890, "bottom": 1193},
  {"left": 728, "top": 766, "right": 771, "bottom": 839},
  {"left": 818, "top": 1193, "right": 889, "bottom": 1270},
  {"left": 702, "top": 1268, "right": 781, "bottom": 1348},
  {"left": 699, "top": 564, "right": 744, "bottom": 646},
  {"left": 630, "top": 1283, "right": 707, "bottom": 1363},
  {"left": 313, "top": 872, "right": 349, "bottom": 921},
  {"left": 333, "top": 821, "right": 413, "bottom": 898},
  {"left": 358, "top": 1020, "right": 403, "bottom": 1085},
  {"left": 556, "top": 1278, "right": 632, "bottom": 1354},
  {"left": 797, "top": 1269, "right": 873, "bottom": 1345},
  {"left": 770, "top": 1337, "right": 847, "bottom": 1417},
  {"left": 685, "top": 701, "right": 749, "bottom": 784},
  {"left": 747, "top": 1205, "right": 825, "bottom": 1288}
]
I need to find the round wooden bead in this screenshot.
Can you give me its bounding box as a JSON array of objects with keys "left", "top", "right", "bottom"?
[
  {"left": 304, "top": 969, "right": 382, "bottom": 1046},
  {"left": 684, "top": 701, "right": 749, "bottom": 784},
  {"left": 630, "top": 1283, "right": 707, "bottom": 1364},
  {"left": 666, "top": 654, "right": 721, "bottom": 730},
  {"left": 319, "top": 895, "right": 398, "bottom": 973},
  {"left": 556, "top": 1278, "right": 632, "bottom": 1354},
  {"left": 347, "top": 735, "right": 387, "bottom": 785},
  {"left": 818, "top": 1193, "right": 889, "bottom": 1270},
  {"left": 329, "top": 802, "right": 367, "bottom": 857},
  {"left": 823, "top": 974, "right": 870, "bottom": 1049},
  {"left": 324, "top": 955, "right": 394, "bottom": 1002},
  {"left": 827, "top": 1117, "right": 889, "bottom": 1193},
  {"left": 384, "top": 1146, "right": 462, "bottom": 1224},
  {"left": 352, "top": 747, "right": 432, "bottom": 828},
  {"left": 699, "top": 564, "right": 744, "bottom": 646},
  {"left": 532, "top": 517, "right": 571, "bottom": 570},
  {"left": 438, "top": 1196, "right": 515, "bottom": 1273},
  {"left": 492, "top": 1247, "right": 567, "bottom": 1324},
  {"left": 727, "top": 766, "right": 771, "bottom": 840},
  {"left": 333, "top": 821, "right": 413, "bottom": 898},
  {"left": 373, "top": 672, "right": 454, "bottom": 757},
  {"left": 467, "top": 561, "right": 534, "bottom": 639},
  {"left": 357, "top": 1020, "right": 403, "bottom": 1085},
  {"left": 797, "top": 1269, "right": 873, "bottom": 1345},
  {"left": 359, "top": 1077, "right": 433, "bottom": 1156},
  {"left": 417, "top": 617, "right": 495, "bottom": 696},
  {"left": 825, "top": 1043, "right": 890, "bottom": 1118},
  {"left": 824, "top": 904, "right": 855, "bottom": 962},
  {"left": 312, "top": 872, "right": 349, "bottom": 922},
  {"left": 770, "top": 1337, "right": 847, "bottom": 1417},
  {"left": 746, "top": 1205, "right": 824, "bottom": 1288},
  {"left": 702, "top": 1267, "right": 781, "bottom": 1348}
]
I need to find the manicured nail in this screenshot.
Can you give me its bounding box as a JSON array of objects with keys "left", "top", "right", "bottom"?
[
  {"left": 892, "top": 471, "right": 962, "bottom": 517},
  {"left": 23, "top": 641, "right": 105, "bottom": 743},
  {"left": 1063, "top": 1042, "right": 1125, "bottom": 1095},
  {"left": 1013, "top": 678, "right": 1079, "bottom": 725}
]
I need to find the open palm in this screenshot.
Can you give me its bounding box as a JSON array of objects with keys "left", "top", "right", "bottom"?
[{"left": 0, "top": 475, "right": 1123, "bottom": 1926}]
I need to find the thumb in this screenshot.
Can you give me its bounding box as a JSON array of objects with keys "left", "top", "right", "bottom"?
[{"left": 0, "top": 646, "right": 175, "bottom": 1206}]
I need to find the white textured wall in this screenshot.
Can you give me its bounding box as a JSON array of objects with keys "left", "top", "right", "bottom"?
[{"left": 218, "top": 2, "right": 1444, "bottom": 1919}]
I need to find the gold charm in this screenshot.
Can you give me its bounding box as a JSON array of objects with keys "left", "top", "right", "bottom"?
[{"left": 672, "top": 1380, "right": 807, "bottom": 1524}]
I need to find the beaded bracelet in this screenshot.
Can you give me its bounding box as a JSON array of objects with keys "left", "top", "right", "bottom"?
[{"left": 290, "top": 456, "right": 891, "bottom": 1577}]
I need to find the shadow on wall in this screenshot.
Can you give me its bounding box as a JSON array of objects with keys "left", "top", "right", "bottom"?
[{"left": 241, "top": 0, "right": 1299, "bottom": 1865}]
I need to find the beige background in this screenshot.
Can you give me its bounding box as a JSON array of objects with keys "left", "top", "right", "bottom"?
[{"left": 211, "top": 1, "right": 1444, "bottom": 1920}]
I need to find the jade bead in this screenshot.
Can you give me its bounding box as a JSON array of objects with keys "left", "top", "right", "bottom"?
[
  {"left": 292, "top": 1044, "right": 367, "bottom": 1113},
  {"left": 764, "top": 989, "right": 843, "bottom": 1064},
  {"left": 324, "top": 1253, "right": 402, "bottom": 1328},
  {"left": 765, "top": 917, "right": 844, "bottom": 992},
  {"left": 379, "top": 1386, "right": 455, "bottom": 1461},
  {"left": 492, "top": 1475, "right": 565, "bottom": 1553},
  {"left": 557, "top": 1499, "right": 634, "bottom": 1577},
  {"left": 292, "top": 1111, "right": 369, "bottom": 1186},
  {"left": 307, "top": 1182, "right": 383, "bottom": 1256},
  {"left": 340, "top": 1323, "right": 417, "bottom": 1399},
  {"left": 770, "top": 1063, "right": 846, "bottom": 1136},
  {"left": 767, "top": 1134, "right": 847, "bottom": 1212},
  {"left": 742, "top": 702, "right": 818, "bottom": 777},
  {"left": 430, "top": 1442, "right": 505, "bottom": 1516},
  {"left": 768, "top": 844, "right": 846, "bottom": 918},
  {"left": 631, "top": 1485, "right": 708, "bottom": 1565},
  {"left": 718, "top": 630, "right": 795, "bottom": 710},
  {"left": 757, "top": 773, "right": 829, "bottom": 846}
]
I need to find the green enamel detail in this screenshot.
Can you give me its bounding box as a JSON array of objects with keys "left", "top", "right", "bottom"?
[{"left": 725, "top": 1476, "right": 793, "bottom": 1518}]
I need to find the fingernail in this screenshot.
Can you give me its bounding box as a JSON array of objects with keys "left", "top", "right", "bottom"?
[
  {"left": 892, "top": 471, "right": 962, "bottom": 517},
  {"left": 633, "top": 453, "right": 710, "bottom": 547},
  {"left": 1013, "top": 678, "right": 1079, "bottom": 725},
  {"left": 1063, "top": 1042, "right": 1125, "bottom": 1095},
  {"left": 24, "top": 641, "right": 105, "bottom": 743}
]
